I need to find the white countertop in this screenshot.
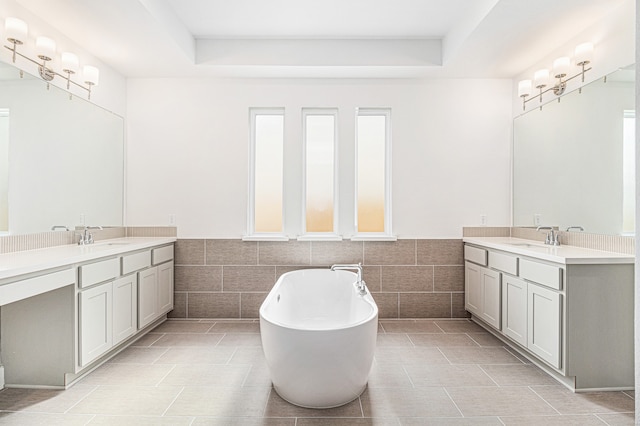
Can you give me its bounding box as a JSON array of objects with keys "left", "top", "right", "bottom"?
[
  {"left": 0, "top": 237, "right": 177, "bottom": 281},
  {"left": 463, "top": 237, "right": 634, "bottom": 265}
]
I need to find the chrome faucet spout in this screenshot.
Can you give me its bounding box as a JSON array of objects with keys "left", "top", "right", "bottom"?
[
  {"left": 78, "top": 225, "right": 103, "bottom": 245},
  {"left": 536, "top": 226, "right": 560, "bottom": 246},
  {"left": 330, "top": 263, "right": 367, "bottom": 295}
]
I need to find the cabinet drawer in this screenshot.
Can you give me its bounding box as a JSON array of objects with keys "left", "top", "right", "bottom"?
[
  {"left": 489, "top": 251, "right": 518, "bottom": 275},
  {"left": 122, "top": 251, "right": 151, "bottom": 275},
  {"left": 464, "top": 245, "right": 487, "bottom": 266},
  {"left": 520, "top": 259, "right": 563, "bottom": 290},
  {"left": 152, "top": 245, "right": 174, "bottom": 265},
  {"left": 79, "top": 258, "right": 120, "bottom": 288},
  {"left": 0, "top": 268, "right": 75, "bottom": 305}
]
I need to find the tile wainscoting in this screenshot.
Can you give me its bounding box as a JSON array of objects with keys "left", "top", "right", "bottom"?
[{"left": 172, "top": 239, "right": 467, "bottom": 320}]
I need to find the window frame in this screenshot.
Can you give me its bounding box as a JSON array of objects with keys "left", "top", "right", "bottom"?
[
  {"left": 244, "top": 107, "right": 288, "bottom": 241},
  {"left": 299, "top": 108, "right": 341, "bottom": 241},
  {"left": 352, "top": 107, "right": 395, "bottom": 241}
]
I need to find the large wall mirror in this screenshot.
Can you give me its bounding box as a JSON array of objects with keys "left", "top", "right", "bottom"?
[
  {"left": 513, "top": 65, "right": 635, "bottom": 236},
  {"left": 0, "top": 59, "right": 124, "bottom": 235}
]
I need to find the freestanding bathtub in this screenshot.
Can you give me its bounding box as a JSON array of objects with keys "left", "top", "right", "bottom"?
[{"left": 259, "top": 268, "right": 378, "bottom": 408}]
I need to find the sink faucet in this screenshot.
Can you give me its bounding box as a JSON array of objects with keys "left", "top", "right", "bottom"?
[
  {"left": 51, "top": 225, "right": 69, "bottom": 231},
  {"left": 566, "top": 226, "right": 585, "bottom": 232},
  {"left": 330, "top": 263, "right": 367, "bottom": 295},
  {"left": 77, "top": 225, "right": 103, "bottom": 245},
  {"left": 536, "top": 226, "right": 560, "bottom": 246}
]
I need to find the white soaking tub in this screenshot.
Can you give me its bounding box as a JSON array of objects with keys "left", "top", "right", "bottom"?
[{"left": 259, "top": 268, "right": 378, "bottom": 408}]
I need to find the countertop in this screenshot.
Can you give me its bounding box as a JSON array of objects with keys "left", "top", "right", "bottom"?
[
  {"left": 0, "top": 237, "right": 177, "bottom": 281},
  {"left": 463, "top": 236, "right": 634, "bottom": 265}
]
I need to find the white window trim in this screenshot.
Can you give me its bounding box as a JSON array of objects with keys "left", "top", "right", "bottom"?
[
  {"left": 299, "top": 108, "right": 341, "bottom": 240},
  {"left": 351, "top": 107, "right": 394, "bottom": 241},
  {"left": 244, "top": 107, "right": 289, "bottom": 241}
]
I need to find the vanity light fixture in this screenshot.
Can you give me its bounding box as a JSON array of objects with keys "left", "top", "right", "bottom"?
[
  {"left": 3, "top": 17, "right": 99, "bottom": 100},
  {"left": 518, "top": 42, "right": 594, "bottom": 110}
]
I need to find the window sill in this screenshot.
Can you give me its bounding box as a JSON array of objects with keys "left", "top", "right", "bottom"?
[
  {"left": 350, "top": 234, "right": 397, "bottom": 242},
  {"left": 297, "top": 234, "right": 343, "bottom": 242},
  {"left": 242, "top": 234, "right": 290, "bottom": 242}
]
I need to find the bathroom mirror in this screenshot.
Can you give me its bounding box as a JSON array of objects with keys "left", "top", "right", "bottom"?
[
  {"left": 513, "top": 65, "right": 635, "bottom": 235},
  {"left": 0, "top": 59, "right": 124, "bottom": 235}
]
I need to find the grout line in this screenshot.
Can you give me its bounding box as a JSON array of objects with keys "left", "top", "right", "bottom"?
[
  {"left": 161, "top": 385, "right": 185, "bottom": 417},
  {"left": 63, "top": 384, "right": 100, "bottom": 414},
  {"left": 527, "top": 385, "right": 562, "bottom": 415},
  {"left": 442, "top": 387, "right": 465, "bottom": 418}
]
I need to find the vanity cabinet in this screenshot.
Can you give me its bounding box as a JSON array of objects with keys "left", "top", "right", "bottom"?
[
  {"left": 112, "top": 274, "right": 138, "bottom": 346},
  {"left": 501, "top": 274, "right": 527, "bottom": 347},
  {"left": 463, "top": 239, "right": 634, "bottom": 391},
  {"left": 527, "top": 282, "right": 561, "bottom": 368},
  {"left": 79, "top": 281, "right": 113, "bottom": 366},
  {"left": 0, "top": 239, "right": 175, "bottom": 388}
]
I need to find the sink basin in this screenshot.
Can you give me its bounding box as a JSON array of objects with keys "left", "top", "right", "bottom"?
[{"left": 509, "top": 243, "right": 545, "bottom": 248}]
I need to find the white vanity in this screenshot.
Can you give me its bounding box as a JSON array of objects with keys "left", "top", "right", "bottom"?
[
  {"left": 0, "top": 237, "right": 175, "bottom": 388},
  {"left": 463, "top": 237, "right": 634, "bottom": 392}
]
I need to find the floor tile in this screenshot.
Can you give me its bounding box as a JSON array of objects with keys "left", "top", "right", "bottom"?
[
  {"left": 87, "top": 415, "right": 195, "bottom": 425},
  {"left": 374, "top": 334, "right": 414, "bottom": 347},
  {"left": 446, "top": 386, "right": 558, "bottom": 417},
  {"left": 218, "top": 333, "right": 263, "bottom": 346},
  {"left": 209, "top": 321, "right": 261, "bottom": 333},
  {"left": 0, "top": 412, "right": 93, "bottom": 425},
  {"left": 466, "top": 332, "right": 507, "bottom": 347},
  {"left": 154, "top": 346, "right": 236, "bottom": 364},
  {"left": 0, "top": 384, "right": 97, "bottom": 413},
  {"left": 165, "top": 386, "right": 271, "bottom": 417},
  {"left": 263, "top": 389, "right": 363, "bottom": 417},
  {"left": 399, "top": 417, "right": 502, "bottom": 425},
  {"left": 405, "top": 364, "right": 496, "bottom": 387},
  {"left": 367, "top": 364, "right": 413, "bottom": 388},
  {"left": 439, "top": 347, "right": 522, "bottom": 364},
  {"left": 479, "top": 364, "right": 557, "bottom": 386},
  {"left": 131, "top": 332, "right": 165, "bottom": 347},
  {"left": 79, "top": 363, "right": 174, "bottom": 386},
  {"left": 160, "top": 364, "right": 251, "bottom": 386},
  {"left": 107, "top": 346, "right": 169, "bottom": 364},
  {"left": 374, "top": 347, "right": 449, "bottom": 365},
  {"left": 297, "top": 418, "right": 400, "bottom": 425},
  {"left": 434, "top": 320, "right": 485, "bottom": 333},
  {"left": 379, "top": 320, "right": 441, "bottom": 333},
  {"left": 531, "top": 386, "right": 636, "bottom": 415},
  {"left": 361, "top": 387, "right": 461, "bottom": 418},
  {"left": 499, "top": 414, "right": 609, "bottom": 425},
  {"left": 229, "top": 347, "right": 269, "bottom": 365},
  {"left": 150, "top": 321, "right": 214, "bottom": 334},
  {"left": 596, "top": 412, "right": 636, "bottom": 425},
  {"left": 408, "top": 333, "right": 479, "bottom": 347},
  {"left": 68, "top": 385, "right": 182, "bottom": 416},
  {"left": 150, "top": 333, "right": 225, "bottom": 347},
  {"left": 243, "top": 364, "right": 274, "bottom": 387},
  {"left": 192, "top": 418, "right": 295, "bottom": 426}
]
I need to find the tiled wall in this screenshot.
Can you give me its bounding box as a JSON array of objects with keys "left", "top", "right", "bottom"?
[{"left": 171, "top": 239, "right": 467, "bottom": 320}]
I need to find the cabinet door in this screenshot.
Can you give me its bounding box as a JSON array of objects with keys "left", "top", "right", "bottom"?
[
  {"left": 480, "top": 267, "right": 501, "bottom": 330},
  {"left": 157, "top": 261, "right": 174, "bottom": 314},
  {"left": 465, "top": 261, "right": 482, "bottom": 316},
  {"left": 79, "top": 282, "right": 113, "bottom": 366},
  {"left": 138, "top": 267, "right": 158, "bottom": 330},
  {"left": 528, "top": 282, "right": 562, "bottom": 369},
  {"left": 502, "top": 274, "right": 527, "bottom": 346},
  {"left": 113, "top": 274, "right": 137, "bottom": 346}
]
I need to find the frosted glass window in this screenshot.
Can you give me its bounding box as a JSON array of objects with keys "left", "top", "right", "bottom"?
[
  {"left": 356, "top": 109, "right": 390, "bottom": 234},
  {"left": 304, "top": 111, "right": 336, "bottom": 233},
  {"left": 251, "top": 110, "right": 284, "bottom": 233}
]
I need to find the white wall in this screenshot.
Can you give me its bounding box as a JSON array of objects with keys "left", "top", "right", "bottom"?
[{"left": 126, "top": 78, "right": 512, "bottom": 239}]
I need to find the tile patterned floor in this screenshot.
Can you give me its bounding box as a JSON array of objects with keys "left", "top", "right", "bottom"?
[{"left": 0, "top": 319, "right": 634, "bottom": 425}]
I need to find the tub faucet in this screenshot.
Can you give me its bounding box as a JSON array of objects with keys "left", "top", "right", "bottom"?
[
  {"left": 536, "top": 225, "right": 560, "bottom": 246},
  {"left": 330, "top": 263, "right": 367, "bottom": 295}
]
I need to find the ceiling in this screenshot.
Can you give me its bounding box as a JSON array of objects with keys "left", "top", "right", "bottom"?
[{"left": 13, "top": 0, "right": 630, "bottom": 79}]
